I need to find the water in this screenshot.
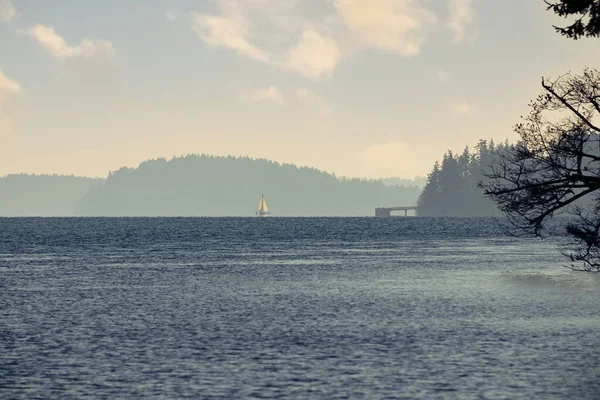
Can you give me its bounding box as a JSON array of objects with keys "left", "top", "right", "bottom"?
[{"left": 1, "top": 217, "right": 599, "bottom": 399}]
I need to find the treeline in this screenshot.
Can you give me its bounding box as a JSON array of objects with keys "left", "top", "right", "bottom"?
[
  {"left": 0, "top": 174, "right": 103, "bottom": 216},
  {"left": 1, "top": 150, "right": 511, "bottom": 217},
  {"left": 75, "top": 154, "right": 421, "bottom": 216},
  {"left": 382, "top": 176, "right": 426, "bottom": 188},
  {"left": 417, "top": 140, "right": 508, "bottom": 217}
]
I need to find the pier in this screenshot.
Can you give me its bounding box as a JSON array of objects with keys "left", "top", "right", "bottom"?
[{"left": 375, "top": 206, "right": 417, "bottom": 217}]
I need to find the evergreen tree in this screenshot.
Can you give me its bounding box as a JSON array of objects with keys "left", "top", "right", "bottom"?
[
  {"left": 417, "top": 142, "right": 503, "bottom": 217},
  {"left": 417, "top": 161, "right": 441, "bottom": 215}
]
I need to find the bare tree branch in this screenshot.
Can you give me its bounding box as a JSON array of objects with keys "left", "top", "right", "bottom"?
[{"left": 482, "top": 69, "right": 600, "bottom": 270}]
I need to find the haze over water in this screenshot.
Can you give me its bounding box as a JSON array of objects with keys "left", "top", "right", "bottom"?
[{"left": 2, "top": 217, "right": 599, "bottom": 398}]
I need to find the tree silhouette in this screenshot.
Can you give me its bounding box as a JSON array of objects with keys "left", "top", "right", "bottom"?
[
  {"left": 417, "top": 142, "right": 502, "bottom": 217},
  {"left": 482, "top": 69, "right": 600, "bottom": 271},
  {"left": 481, "top": 1, "right": 600, "bottom": 270},
  {"left": 546, "top": 0, "right": 600, "bottom": 39}
]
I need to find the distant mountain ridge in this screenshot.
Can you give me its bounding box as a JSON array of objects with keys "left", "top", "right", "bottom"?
[
  {"left": 0, "top": 156, "right": 421, "bottom": 216},
  {"left": 381, "top": 176, "right": 426, "bottom": 189},
  {"left": 0, "top": 174, "right": 103, "bottom": 216},
  {"left": 75, "top": 154, "right": 421, "bottom": 216}
]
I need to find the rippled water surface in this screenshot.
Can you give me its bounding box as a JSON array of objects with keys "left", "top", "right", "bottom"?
[{"left": 1, "top": 217, "right": 599, "bottom": 399}]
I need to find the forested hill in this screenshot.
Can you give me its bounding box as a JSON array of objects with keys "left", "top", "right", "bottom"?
[
  {"left": 75, "top": 155, "right": 421, "bottom": 216},
  {"left": 0, "top": 174, "right": 103, "bottom": 216},
  {"left": 416, "top": 140, "right": 505, "bottom": 217},
  {"left": 382, "top": 176, "right": 426, "bottom": 188}
]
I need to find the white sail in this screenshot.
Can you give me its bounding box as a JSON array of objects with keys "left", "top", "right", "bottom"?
[{"left": 257, "top": 194, "right": 269, "bottom": 216}]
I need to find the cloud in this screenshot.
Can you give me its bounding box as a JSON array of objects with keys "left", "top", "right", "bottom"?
[
  {"left": 28, "top": 25, "right": 115, "bottom": 62},
  {"left": 436, "top": 69, "right": 451, "bottom": 82},
  {"left": 0, "top": 69, "right": 20, "bottom": 97},
  {"left": 241, "top": 86, "right": 285, "bottom": 105},
  {"left": 0, "top": 0, "right": 16, "bottom": 22},
  {"left": 335, "top": 0, "right": 436, "bottom": 56},
  {"left": 447, "top": 0, "right": 475, "bottom": 45},
  {"left": 190, "top": 1, "right": 468, "bottom": 79},
  {"left": 296, "top": 87, "right": 333, "bottom": 117},
  {"left": 452, "top": 101, "right": 472, "bottom": 114},
  {"left": 192, "top": 2, "right": 340, "bottom": 80},
  {"left": 165, "top": 10, "right": 178, "bottom": 23},
  {"left": 286, "top": 30, "right": 341, "bottom": 80},
  {"left": 192, "top": 11, "right": 271, "bottom": 64},
  {"left": 0, "top": 68, "right": 21, "bottom": 138}
]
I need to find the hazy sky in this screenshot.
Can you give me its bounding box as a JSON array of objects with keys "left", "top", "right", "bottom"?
[{"left": 1, "top": 0, "right": 598, "bottom": 178}]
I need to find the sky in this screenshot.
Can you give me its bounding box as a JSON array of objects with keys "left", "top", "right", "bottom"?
[{"left": 0, "top": 0, "right": 599, "bottom": 179}]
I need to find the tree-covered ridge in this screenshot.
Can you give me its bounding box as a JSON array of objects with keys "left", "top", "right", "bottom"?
[
  {"left": 382, "top": 176, "right": 426, "bottom": 189},
  {"left": 417, "top": 140, "right": 508, "bottom": 217},
  {"left": 76, "top": 154, "right": 421, "bottom": 216},
  {"left": 0, "top": 174, "right": 103, "bottom": 216}
]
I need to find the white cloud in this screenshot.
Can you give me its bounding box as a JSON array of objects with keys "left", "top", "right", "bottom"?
[
  {"left": 192, "top": 2, "right": 341, "bottom": 80},
  {"left": 242, "top": 86, "right": 285, "bottom": 105},
  {"left": 286, "top": 29, "right": 341, "bottom": 80},
  {"left": 190, "top": 1, "right": 470, "bottom": 79},
  {"left": 0, "top": 68, "right": 21, "bottom": 138},
  {"left": 335, "top": 0, "right": 436, "bottom": 56},
  {"left": 192, "top": 11, "right": 271, "bottom": 64},
  {"left": 296, "top": 87, "right": 333, "bottom": 117},
  {"left": 28, "top": 25, "right": 115, "bottom": 65},
  {"left": 0, "top": 0, "right": 16, "bottom": 22},
  {"left": 447, "top": 0, "right": 475, "bottom": 45},
  {"left": 452, "top": 101, "right": 472, "bottom": 114}
]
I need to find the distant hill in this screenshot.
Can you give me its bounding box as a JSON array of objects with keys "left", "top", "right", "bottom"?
[
  {"left": 76, "top": 155, "right": 421, "bottom": 216},
  {"left": 0, "top": 174, "right": 103, "bottom": 216},
  {"left": 381, "top": 176, "right": 426, "bottom": 189}
]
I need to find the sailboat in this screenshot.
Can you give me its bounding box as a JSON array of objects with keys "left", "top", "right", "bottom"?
[{"left": 256, "top": 194, "right": 270, "bottom": 217}]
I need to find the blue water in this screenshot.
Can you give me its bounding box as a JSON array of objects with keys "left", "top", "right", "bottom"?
[{"left": 1, "top": 218, "right": 599, "bottom": 399}]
